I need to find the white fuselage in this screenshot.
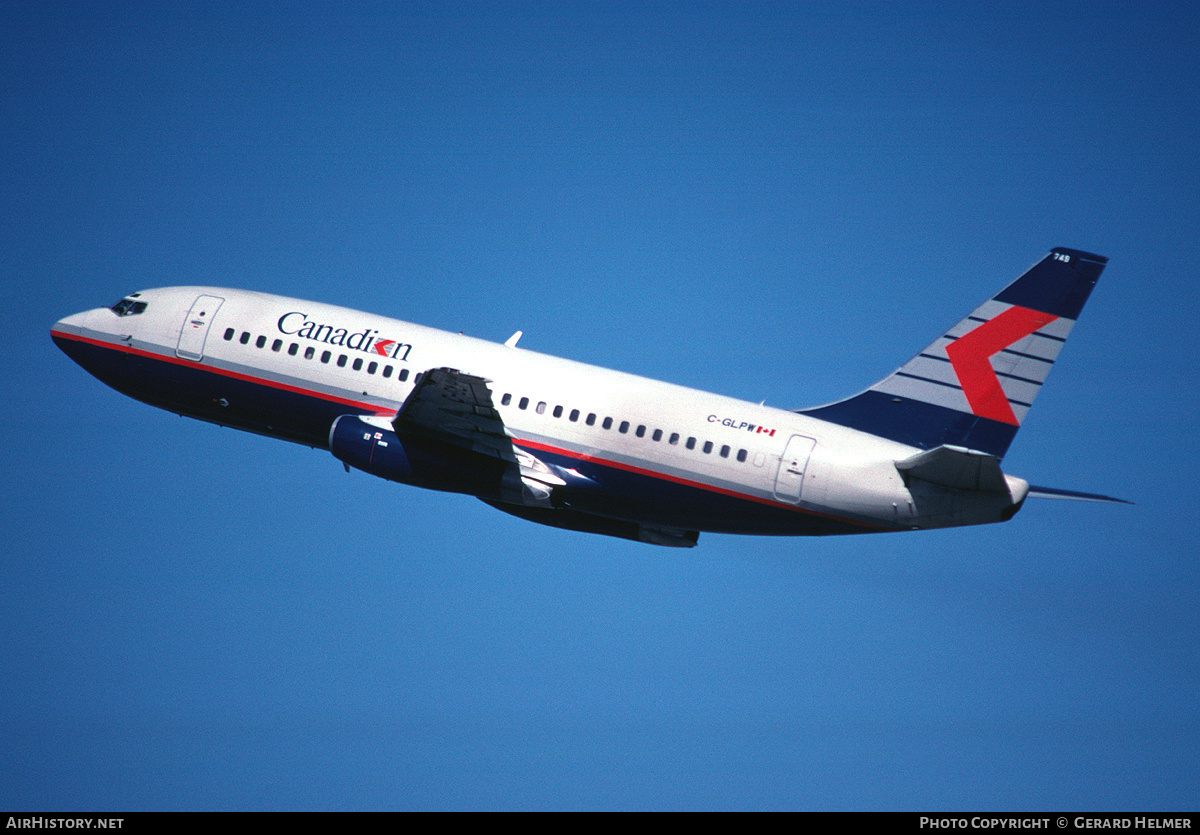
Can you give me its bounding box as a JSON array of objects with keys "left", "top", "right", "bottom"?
[{"left": 52, "top": 286, "right": 1027, "bottom": 541}]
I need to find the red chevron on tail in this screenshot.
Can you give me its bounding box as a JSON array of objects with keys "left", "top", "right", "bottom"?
[{"left": 945, "top": 305, "right": 1058, "bottom": 425}]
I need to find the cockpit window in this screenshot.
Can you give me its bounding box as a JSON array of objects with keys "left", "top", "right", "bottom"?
[{"left": 110, "top": 298, "right": 148, "bottom": 316}]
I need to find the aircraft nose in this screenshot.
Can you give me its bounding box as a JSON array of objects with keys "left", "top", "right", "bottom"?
[
  {"left": 53, "top": 310, "right": 88, "bottom": 330},
  {"left": 52, "top": 307, "right": 114, "bottom": 385},
  {"left": 50, "top": 308, "right": 107, "bottom": 368},
  {"left": 51, "top": 308, "right": 94, "bottom": 341}
]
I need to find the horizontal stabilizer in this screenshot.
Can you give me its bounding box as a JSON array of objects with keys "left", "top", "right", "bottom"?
[
  {"left": 1027, "top": 485, "right": 1133, "bottom": 504},
  {"left": 895, "top": 445, "right": 1008, "bottom": 492}
]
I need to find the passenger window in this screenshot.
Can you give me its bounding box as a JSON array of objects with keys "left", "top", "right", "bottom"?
[
  {"left": 686, "top": 437, "right": 696, "bottom": 450},
  {"left": 602, "top": 417, "right": 613, "bottom": 430},
  {"left": 368, "top": 361, "right": 377, "bottom": 374},
  {"left": 586, "top": 413, "right": 596, "bottom": 426},
  {"left": 553, "top": 405, "right": 563, "bottom": 418},
  {"left": 737, "top": 449, "right": 748, "bottom": 463},
  {"left": 519, "top": 397, "right": 529, "bottom": 410},
  {"left": 337, "top": 355, "right": 347, "bottom": 367},
  {"left": 321, "top": 350, "right": 331, "bottom": 363},
  {"left": 619, "top": 421, "right": 630, "bottom": 434},
  {"left": 669, "top": 432, "right": 679, "bottom": 445},
  {"left": 240, "top": 332, "right": 250, "bottom": 345},
  {"left": 256, "top": 335, "right": 266, "bottom": 349},
  {"left": 353, "top": 358, "right": 363, "bottom": 371},
  {"left": 398, "top": 369, "right": 409, "bottom": 381},
  {"left": 224, "top": 328, "right": 235, "bottom": 341},
  {"left": 703, "top": 441, "right": 713, "bottom": 454},
  {"left": 569, "top": 409, "right": 579, "bottom": 422},
  {"left": 272, "top": 339, "right": 282, "bottom": 352},
  {"left": 383, "top": 365, "right": 393, "bottom": 378},
  {"left": 536, "top": 402, "right": 546, "bottom": 415},
  {"left": 652, "top": 429, "right": 662, "bottom": 442},
  {"left": 304, "top": 346, "right": 315, "bottom": 360},
  {"left": 288, "top": 343, "right": 299, "bottom": 356},
  {"left": 501, "top": 393, "right": 512, "bottom": 406},
  {"left": 720, "top": 445, "right": 730, "bottom": 458}
]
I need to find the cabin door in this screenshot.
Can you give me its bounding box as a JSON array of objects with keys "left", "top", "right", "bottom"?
[
  {"left": 773, "top": 435, "right": 815, "bottom": 504},
  {"left": 176, "top": 295, "right": 225, "bottom": 361}
]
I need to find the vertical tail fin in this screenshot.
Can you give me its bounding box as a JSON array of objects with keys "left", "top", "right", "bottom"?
[{"left": 798, "top": 248, "right": 1108, "bottom": 459}]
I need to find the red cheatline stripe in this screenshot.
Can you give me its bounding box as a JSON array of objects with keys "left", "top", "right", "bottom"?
[
  {"left": 514, "top": 437, "right": 890, "bottom": 531},
  {"left": 944, "top": 305, "right": 1058, "bottom": 425},
  {"left": 57, "top": 330, "right": 891, "bottom": 532},
  {"left": 52, "top": 329, "right": 393, "bottom": 415}
]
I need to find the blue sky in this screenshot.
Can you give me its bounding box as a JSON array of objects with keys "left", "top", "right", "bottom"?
[{"left": 4, "top": 0, "right": 1198, "bottom": 810}]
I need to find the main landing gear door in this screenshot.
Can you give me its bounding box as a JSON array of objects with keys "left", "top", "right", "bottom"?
[
  {"left": 176, "top": 295, "right": 225, "bottom": 361},
  {"left": 773, "top": 435, "right": 816, "bottom": 504}
]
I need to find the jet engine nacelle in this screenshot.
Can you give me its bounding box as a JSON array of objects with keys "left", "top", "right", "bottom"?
[
  {"left": 329, "top": 414, "right": 414, "bottom": 483},
  {"left": 329, "top": 414, "right": 511, "bottom": 499}
]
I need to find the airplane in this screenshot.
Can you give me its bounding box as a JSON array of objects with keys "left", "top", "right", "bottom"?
[{"left": 51, "top": 247, "right": 1127, "bottom": 547}]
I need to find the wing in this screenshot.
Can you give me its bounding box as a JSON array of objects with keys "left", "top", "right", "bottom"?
[
  {"left": 393, "top": 367, "right": 566, "bottom": 500},
  {"left": 393, "top": 367, "right": 510, "bottom": 457}
]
